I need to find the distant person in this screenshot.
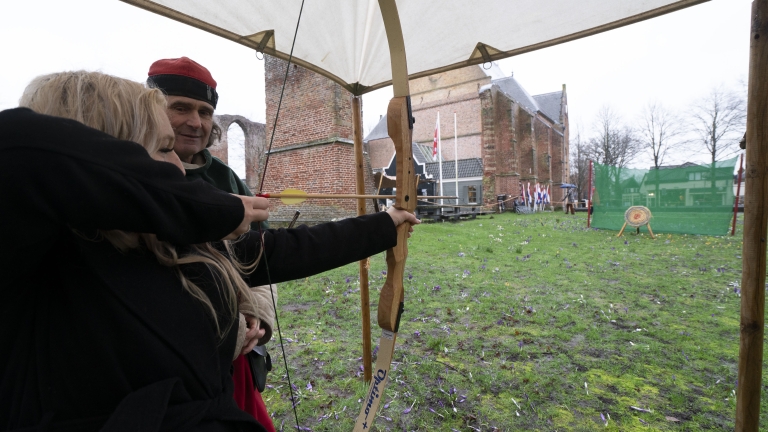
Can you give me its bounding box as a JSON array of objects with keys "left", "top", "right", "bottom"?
[
  {"left": 565, "top": 189, "right": 576, "bottom": 215},
  {"left": 147, "top": 56, "right": 274, "bottom": 429}
]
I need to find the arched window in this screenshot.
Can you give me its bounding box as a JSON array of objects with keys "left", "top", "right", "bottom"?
[{"left": 227, "top": 122, "right": 246, "bottom": 180}]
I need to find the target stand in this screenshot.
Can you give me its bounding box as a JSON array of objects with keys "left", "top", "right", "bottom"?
[{"left": 617, "top": 206, "right": 655, "bottom": 239}]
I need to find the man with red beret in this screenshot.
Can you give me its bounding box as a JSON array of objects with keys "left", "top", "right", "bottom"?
[
  {"left": 146, "top": 56, "right": 252, "bottom": 194},
  {"left": 148, "top": 57, "right": 276, "bottom": 432}
]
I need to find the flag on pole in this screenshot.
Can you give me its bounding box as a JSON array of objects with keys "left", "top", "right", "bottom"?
[
  {"left": 524, "top": 183, "right": 528, "bottom": 206},
  {"left": 436, "top": 112, "right": 443, "bottom": 203},
  {"left": 527, "top": 182, "right": 532, "bottom": 208},
  {"left": 536, "top": 184, "right": 542, "bottom": 205},
  {"left": 545, "top": 185, "right": 550, "bottom": 204},
  {"left": 520, "top": 183, "right": 525, "bottom": 204},
  {"left": 432, "top": 116, "right": 439, "bottom": 161}
]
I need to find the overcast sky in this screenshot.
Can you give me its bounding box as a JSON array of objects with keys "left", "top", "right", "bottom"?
[{"left": 1, "top": 0, "right": 750, "bottom": 171}]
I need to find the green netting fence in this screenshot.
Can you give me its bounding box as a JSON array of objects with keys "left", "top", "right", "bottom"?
[{"left": 591, "top": 157, "right": 739, "bottom": 236}]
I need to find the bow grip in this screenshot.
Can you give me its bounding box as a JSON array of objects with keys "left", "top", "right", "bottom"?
[{"left": 378, "top": 222, "right": 408, "bottom": 332}]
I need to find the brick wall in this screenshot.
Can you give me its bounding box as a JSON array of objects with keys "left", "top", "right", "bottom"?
[
  {"left": 479, "top": 87, "right": 496, "bottom": 204},
  {"left": 265, "top": 57, "right": 353, "bottom": 148},
  {"left": 409, "top": 66, "right": 489, "bottom": 163},
  {"left": 517, "top": 105, "right": 536, "bottom": 182},
  {"left": 410, "top": 66, "right": 491, "bottom": 104},
  {"left": 561, "top": 86, "right": 570, "bottom": 190},
  {"left": 367, "top": 66, "right": 490, "bottom": 171},
  {"left": 535, "top": 116, "right": 552, "bottom": 184},
  {"left": 479, "top": 86, "right": 523, "bottom": 206},
  {"left": 208, "top": 140, "right": 227, "bottom": 164},
  {"left": 263, "top": 55, "right": 376, "bottom": 221},
  {"left": 413, "top": 98, "right": 482, "bottom": 160},
  {"left": 368, "top": 136, "right": 395, "bottom": 170}
]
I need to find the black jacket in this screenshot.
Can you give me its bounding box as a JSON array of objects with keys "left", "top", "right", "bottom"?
[{"left": 0, "top": 108, "right": 396, "bottom": 432}]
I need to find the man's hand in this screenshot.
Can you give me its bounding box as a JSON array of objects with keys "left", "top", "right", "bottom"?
[
  {"left": 224, "top": 195, "right": 270, "bottom": 240},
  {"left": 385, "top": 206, "right": 421, "bottom": 237},
  {"left": 241, "top": 315, "right": 266, "bottom": 356}
]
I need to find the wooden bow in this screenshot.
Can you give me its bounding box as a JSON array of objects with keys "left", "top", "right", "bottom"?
[{"left": 354, "top": 1, "right": 416, "bottom": 430}]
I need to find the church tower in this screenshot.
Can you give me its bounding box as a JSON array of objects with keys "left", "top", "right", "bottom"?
[{"left": 262, "top": 56, "right": 376, "bottom": 222}]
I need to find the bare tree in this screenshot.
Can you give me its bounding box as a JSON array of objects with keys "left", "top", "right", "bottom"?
[
  {"left": 569, "top": 131, "right": 589, "bottom": 201},
  {"left": 638, "top": 102, "right": 684, "bottom": 169},
  {"left": 638, "top": 102, "right": 685, "bottom": 207},
  {"left": 586, "top": 106, "right": 640, "bottom": 207},
  {"left": 689, "top": 85, "right": 746, "bottom": 163},
  {"left": 587, "top": 106, "right": 640, "bottom": 168}
]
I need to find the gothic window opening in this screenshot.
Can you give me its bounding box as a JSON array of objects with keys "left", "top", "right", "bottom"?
[{"left": 228, "top": 123, "right": 246, "bottom": 181}]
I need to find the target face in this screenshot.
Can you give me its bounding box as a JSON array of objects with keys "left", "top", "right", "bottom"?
[{"left": 624, "top": 206, "right": 652, "bottom": 227}]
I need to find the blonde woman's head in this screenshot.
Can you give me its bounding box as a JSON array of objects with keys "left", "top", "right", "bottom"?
[
  {"left": 19, "top": 70, "right": 184, "bottom": 173},
  {"left": 17, "top": 71, "right": 259, "bottom": 340}
]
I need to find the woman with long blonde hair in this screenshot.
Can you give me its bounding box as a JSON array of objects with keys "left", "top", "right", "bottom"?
[
  {"left": 20, "top": 71, "right": 262, "bottom": 343},
  {"left": 0, "top": 71, "right": 417, "bottom": 431}
]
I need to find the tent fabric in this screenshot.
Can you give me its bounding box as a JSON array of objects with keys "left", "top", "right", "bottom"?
[{"left": 121, "top": 0, "right": 707, "bottom": 95}]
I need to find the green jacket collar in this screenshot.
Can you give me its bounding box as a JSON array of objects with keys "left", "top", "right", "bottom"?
[{"left": 181, "top": 149, "right": 213, "bottom": 175}]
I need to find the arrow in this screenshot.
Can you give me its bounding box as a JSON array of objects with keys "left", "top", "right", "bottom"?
[{"left": 256, "top": 188, "right": 456, "bottom": 205}]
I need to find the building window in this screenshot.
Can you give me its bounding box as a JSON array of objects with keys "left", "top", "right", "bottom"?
[{"left": 467, "top": 186, "right": 477, "bottom": 204}]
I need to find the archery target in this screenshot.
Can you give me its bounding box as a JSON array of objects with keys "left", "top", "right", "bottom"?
[{"left": 624, "top": 206, "right": 652, "bottom": 227}]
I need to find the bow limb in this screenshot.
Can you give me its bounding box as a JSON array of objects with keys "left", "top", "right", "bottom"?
[{"left": 354, "top": 0, "right": 415, "bottom": 430}]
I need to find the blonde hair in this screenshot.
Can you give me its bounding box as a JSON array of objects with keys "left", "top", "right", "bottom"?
[{"left": 20, "top": 71, "right": 256, "bottom": 336}]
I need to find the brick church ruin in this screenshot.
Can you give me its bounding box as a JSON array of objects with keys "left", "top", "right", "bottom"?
[
  {"left": 367, "top": 64, "right": 570, "bottom": 209},
  {"left": 209, "top": 57, "right": 570, "bottom": 221}
]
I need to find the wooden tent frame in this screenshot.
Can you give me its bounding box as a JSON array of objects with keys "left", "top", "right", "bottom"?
[{"left": 736, "top": 2, "right": 767, "bottom": 429}]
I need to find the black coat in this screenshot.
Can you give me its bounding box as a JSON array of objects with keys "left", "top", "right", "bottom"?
[{"left": 0, "top": 108, "right": 396, "bottom": 432}]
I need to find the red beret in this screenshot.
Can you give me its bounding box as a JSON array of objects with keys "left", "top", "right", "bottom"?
[{"left": 147, "top": 57, "right": 218, "bottom": 108}]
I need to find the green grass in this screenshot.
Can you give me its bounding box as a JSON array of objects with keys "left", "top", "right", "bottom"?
[{"left": 261, "top": 211, "right": 763, "bottom": 431}]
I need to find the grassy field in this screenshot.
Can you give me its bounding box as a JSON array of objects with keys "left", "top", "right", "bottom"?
[{"left": 260, "top": 211, "right": 763, "bottom": 431}]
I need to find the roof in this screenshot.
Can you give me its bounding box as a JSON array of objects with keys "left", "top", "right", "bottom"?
[
  {"left": 366, "top": 115, "right": 443, "bottom": 164},
  {"left": 365, "top": 115, "right": 389, "bottom": 142},
  {"left": 492, "top": 75, "right": 565, "bottom": 124},
  {"left": 639, "top": 161, "right": 737, "bottom": 184},
  {"left": 532, "top": 91, "right": 563, "bottom": 124},
  {"left": 492, "top": 75, "right": 539, "bottom": 114},
  {"left": 424, "top": 158, "right": 484, "bottom": 180},
  {"left": 413, "top": 143, "right": 443, "bottom": 164},
  {"left": 652, "top": 162, "right": 699, "bottom": 170}
]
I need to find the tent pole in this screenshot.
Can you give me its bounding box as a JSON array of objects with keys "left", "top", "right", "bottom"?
[
  {"left": 736, "top": 1, "right": 768, "bottom": 429},
  {"left": 587, "top": 160, "right": 593, "bottom": 228},
  {"left": 732, "top": 153, "right": 744, "bottom": 236},
  {"left": 353, "top": 96, "right": 372, "bottom": 384},
  {"left": 454, "top": 112, "right": 459, "bottom": 205}
]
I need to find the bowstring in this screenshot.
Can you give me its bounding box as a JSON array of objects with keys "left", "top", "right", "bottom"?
[
  {"left": 256, "top": 0, "right": 306, "bottom": 429},
  {"left": 258, "top": 2, "right": 305, "bottom": 194}
]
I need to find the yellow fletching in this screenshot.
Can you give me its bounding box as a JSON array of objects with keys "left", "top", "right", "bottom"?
[{"left": 280, "top": 188, "right": 307, "bottom": 204}]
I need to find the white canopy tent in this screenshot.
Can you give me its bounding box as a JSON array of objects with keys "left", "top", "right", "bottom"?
[{"left": 122, "top": 0, "right": 706, "bottom": 95}]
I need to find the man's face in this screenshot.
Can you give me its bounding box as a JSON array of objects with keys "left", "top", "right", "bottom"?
[{"left": 165, "top": 95, "right": 214, "bottom": 163}]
